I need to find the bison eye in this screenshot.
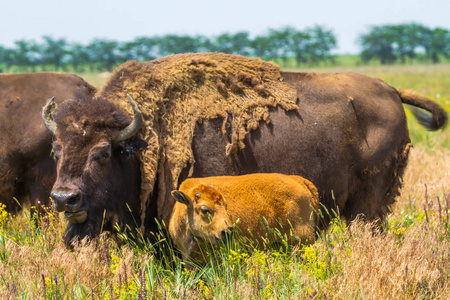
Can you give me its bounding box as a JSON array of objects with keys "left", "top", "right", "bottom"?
[
  {"left": 195, "top": 193, "right": 201, "bottom": 199},
  {"left": 96, "top": 152, "right": 111, "bottom": 164},
  {"left": 51, "top": 143, "right": 62, "bottom": 161},
  {"left": 91, "top": 142, "right": 112, "bottom": 164}
]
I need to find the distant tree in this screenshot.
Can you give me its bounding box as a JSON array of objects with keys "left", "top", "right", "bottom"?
[
  {"left": 251, "top": 35, "right": 272, "bottom": 59},
  {"left": 404, "top": 24, "right": 431, "bottom": 61},
  {"left": 157, "top": 35, "right": 206, "bottom": 56},
  {"left": 212, "top": 32, "right": 251, "bottom": 55},
  {"left": 41, "top": 36, "right": 68, "bottom": 70},
  {"left": 388, "top": 23, "right": 430, "bottom": 63},
  {"left": 290, "top": 30, "right": 311, "bottom": 66},
  {"left": 266, "top": 27, "right": 296, "bottom": 63},
  {"left": 359, "top": 25, "right": 396, "bottom": 64},
  {"left": 195, "top": 35, "right": 214, "bottom": 53},
  {"left": 0, "top": 46, "right": 6, "bottom": 72},
  {"left": 424, "top": 27, "right": 450, "bottom": 63},
  {"left": 86, "top": 39, "right": 121, "bottom": 71},
  {"left": 388, "top": 24, "right": 410, "bottom": 63},
  {"left": 0, "top": 46, "right": 16, "bottom": 72},
  {"left": 14, "top": 40, "right": 41, "bottom": 72},
  {"left": 304, "top": 26, "right": 336, "bottom": 64},
  {"left": 121, "top": 37, "right": 160, "bottom": 61},
  {"left": 67, "top": 42, "right": 91, "bottom": 72}
]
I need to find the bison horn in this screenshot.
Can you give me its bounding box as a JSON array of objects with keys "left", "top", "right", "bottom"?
[
  {"left": 42, "top": 97, "right": 57, "bottom": 135},
  {"left": 116, "top": 94, "right": 144, "bottom": 142}
]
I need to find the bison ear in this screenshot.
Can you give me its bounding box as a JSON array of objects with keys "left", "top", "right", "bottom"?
[
  {"left": 172, "top": 191, "right": 192, "bottom": 206},
  {"left": 122, "top": 138, "right": 147, "bottom": 155}
]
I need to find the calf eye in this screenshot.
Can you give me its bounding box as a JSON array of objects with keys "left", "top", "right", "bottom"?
[{"left": 195, "top": 193, "right": 201, "bottom": 199}]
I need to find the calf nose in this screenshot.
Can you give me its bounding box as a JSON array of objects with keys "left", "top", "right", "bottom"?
[
  {"left": 51, "top": 191, "right": 83, "bottom": 212},
  {"left": 220, "top": 227, "right": 234, "bottom": 240}
]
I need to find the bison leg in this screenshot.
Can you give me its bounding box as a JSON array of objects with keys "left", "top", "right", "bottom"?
[{"left": 343, "top": 143, "right": 412, "bottom": 225}]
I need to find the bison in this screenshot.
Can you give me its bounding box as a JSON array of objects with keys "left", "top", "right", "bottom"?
[
  {"left": 41, "top": 53, "right": 448, "bottom": 247},
  {"left": 169, "top": 173, "right": 319, "bottom": 263},
  {"left": 0, "top": 72, "right": 95, "bottom": 213},
  {"left": 42, "top": 94, "right": 148, "bottom": 244}
]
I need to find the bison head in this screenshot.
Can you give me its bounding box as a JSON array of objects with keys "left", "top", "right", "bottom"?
[
  {"left": 42, "top": 95, "right": 147, "bottom": 247},
  {"left": 171, "top": 184, "right": 233, "bottom": 246}
]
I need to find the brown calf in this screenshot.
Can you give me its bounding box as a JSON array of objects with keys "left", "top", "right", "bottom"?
[{"left": 169, "top": 173, "right": 319, "bottom": 263}]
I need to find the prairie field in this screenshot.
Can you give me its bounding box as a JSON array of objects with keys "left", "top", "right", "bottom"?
[{"left": 0, "top": 64, "right": 449, "bottom": 299}]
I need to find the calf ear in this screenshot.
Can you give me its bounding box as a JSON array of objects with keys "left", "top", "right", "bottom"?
[{"left": 171, "top": 191, "right": 192, "bottom": 206}]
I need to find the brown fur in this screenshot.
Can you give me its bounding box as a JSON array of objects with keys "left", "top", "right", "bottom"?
[
  {"left": 169, "top": 173, "right": 319, "bottom": 263},
  {"left": 0, "top": 72, "right": 95, "bottom": 213}
]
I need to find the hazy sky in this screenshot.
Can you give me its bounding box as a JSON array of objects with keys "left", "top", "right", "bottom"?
[{"left": 1, "top": 0, "right": 449, "bottom": 54}]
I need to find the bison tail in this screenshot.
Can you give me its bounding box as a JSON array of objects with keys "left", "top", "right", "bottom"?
[{"left": 397, "top": 88, "right": 448, "bottom": 130}]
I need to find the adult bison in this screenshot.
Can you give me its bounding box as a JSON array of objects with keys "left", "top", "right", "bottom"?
[
  {"left": 41, "top": 53, "right": 447, "bottom": 247},
  {"left": 0, "top": 72, "right": 96, "bottom": 213}
]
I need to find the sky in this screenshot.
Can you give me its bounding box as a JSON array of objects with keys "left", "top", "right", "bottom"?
[{"left": 1, "top": 0, "right": 449, "bottom": 54}]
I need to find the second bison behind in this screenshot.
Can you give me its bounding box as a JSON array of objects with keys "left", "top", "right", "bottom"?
[{"left": 169, "top": 173, "right": 319, "bottom": 262}]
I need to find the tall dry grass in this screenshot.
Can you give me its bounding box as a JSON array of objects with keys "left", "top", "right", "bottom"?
[{"left": 322, "top": 145, "right": 450, "bottom": 299}]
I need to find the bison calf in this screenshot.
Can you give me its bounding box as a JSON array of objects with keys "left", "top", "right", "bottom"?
[{"left": 169, "top": 173, "right": 319, "bottom": 263}]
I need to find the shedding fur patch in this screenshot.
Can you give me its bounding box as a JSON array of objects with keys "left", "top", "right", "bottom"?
[{"left": 95, "top": 53, "right": 298, "bottom": 224}]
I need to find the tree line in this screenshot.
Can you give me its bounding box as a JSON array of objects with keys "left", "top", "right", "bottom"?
[
  {"left": 359, "top": 23, "right": 450, "bottom": 64},
  {"left": 0, "top": 23, "right": 449, "bottom": 73},
  {"left": 0, "top": 26, "right": 335, "bottom": 73}
]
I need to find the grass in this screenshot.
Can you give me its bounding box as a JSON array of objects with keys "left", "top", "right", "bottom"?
[
  {"left": 1, "top": 161, "right": 449, "bottom": 299},
  {"left": 0, "top": 64, "right": 449, "bottom": 299}
]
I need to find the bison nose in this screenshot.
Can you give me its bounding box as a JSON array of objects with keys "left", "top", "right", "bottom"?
[{"left": 51, "top": 191, "right": 83, "bottom": 212}]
